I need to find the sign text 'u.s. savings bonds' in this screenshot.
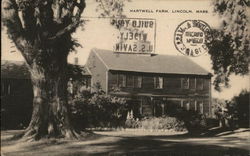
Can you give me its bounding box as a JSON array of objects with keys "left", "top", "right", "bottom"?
[{"left": 112, "top": 18, "right": 156, "bottom": 54}]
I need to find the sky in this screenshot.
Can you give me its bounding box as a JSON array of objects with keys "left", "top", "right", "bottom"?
[{"left": 1, "top": 0, "right": 249, "bottom": 100}]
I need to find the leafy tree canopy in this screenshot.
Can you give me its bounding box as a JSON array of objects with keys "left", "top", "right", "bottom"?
[{"left": 209, "top": 0, "right": 250, "bottom": 91}]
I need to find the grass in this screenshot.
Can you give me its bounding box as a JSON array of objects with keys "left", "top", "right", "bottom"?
[{"left": 1, "top": 128, "right": 250, "bottom": 156}]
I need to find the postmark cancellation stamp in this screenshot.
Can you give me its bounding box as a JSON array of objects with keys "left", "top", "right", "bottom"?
[{"left": 174, "top": 20, "right": 212, "bottom": 57}]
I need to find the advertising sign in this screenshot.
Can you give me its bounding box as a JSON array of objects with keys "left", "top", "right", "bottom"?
[{"left": 112, "top": 18, "right": 156, "bottom": 54}]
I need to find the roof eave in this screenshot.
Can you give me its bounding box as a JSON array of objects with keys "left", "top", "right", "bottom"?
[{"left": 108, "top": 69, "right": 212, "bottom": 76}]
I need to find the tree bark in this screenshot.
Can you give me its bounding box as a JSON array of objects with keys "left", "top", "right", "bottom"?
[
  {"left": 2, "top": 0, "right": 86, "bottom": 141},
  {"left": 22, "top": 55, "right": 78, "bottom": 140}
]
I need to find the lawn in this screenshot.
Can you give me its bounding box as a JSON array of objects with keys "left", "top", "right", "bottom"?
[{"left": 1, "top": 128, "right": 250, "bottom": 156}]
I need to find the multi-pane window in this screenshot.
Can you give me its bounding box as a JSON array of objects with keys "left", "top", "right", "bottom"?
[
  {"left": 203, "top": 79, "right": 209, "bottom": 90},
  {"left": 134, "top": 76, "right": 142, "bottom": 88},
  {"left": 190, "top": 100, "right": 195, "bottom": 110},
  {"left": 197, "top": 101, "right": 203, "bottom": 113},
  {"left": 197, "top": 100, "right": 204, "bottom": 114},
  {"left": 189, "top": 78, "right": 195, "bottom": 89},
  {"left": 126, "top": 75, "right": 134, "bottom": 87},
  {"left": 84, "top": 78, "right": 91, "bottom": 89},
  {"left": 180, "top": 77, "right": 206, "bottom": 90},
  {"left": 154, "top": 77, "right": 163, "bottom": 89},
  {"left": 197, "top": 78, "right": 204, "bottom": 90},
  {"left": 183, "top": 100, "right": 190, "bottom": 110},
  {"left": 2, "top": 83, "right": 11, "bottom": 95},
  {"left": 117, "top": 74, "right": 143, "bottom": 88},
  {"left": 182, "top": 78, "right": 189, "bottom": 89},
  {"left": 181, "top": 100, "right": 184, "bottom": 108},
  {"left": 186, "top": 102, "right": 190, "bottom": 110},
  {"left": 118, "top": 74, "right": 126, "bottom": 87}
]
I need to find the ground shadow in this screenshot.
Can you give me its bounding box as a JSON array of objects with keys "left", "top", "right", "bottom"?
[
  {"left": 68, "top": 134, "right": 249, "bottom": 156},
  {"left": 1, "top": 128, "right": 249, "bottom": 156},
  {"left": 199, "top": 127, "right": 250, "bottom": 137}
]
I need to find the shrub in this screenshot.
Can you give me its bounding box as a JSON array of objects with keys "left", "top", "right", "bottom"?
[
  {"left": 212, "top": 90, "right": 249, "bottom": 129},
  {"left": 140, "top": 116, "right": 186, "bottom": 131},
  {"left": 206, "top": 118, "right": 219, "bottom": 128},
  {"left": 125, "top": 118, "right": 141, "bottom": 128},
  {"left": 69, "top": 88, "right": 129, "bottom": 129},
  {"left": 176, "top": 109, "right": 208, "bottom": 134},
  {"left": 125, "top": 116, "right": 186, "bottom": 131},
  {"left": 165, "top": 105, "right": 208, "bottom": 134},
  {"left": 227, "top": 90, "right": 249, "bottom": 128}
]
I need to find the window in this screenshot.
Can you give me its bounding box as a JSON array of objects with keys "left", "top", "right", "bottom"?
[
  {"left": 190, "top": 100, "right": 195, "bottom": 110},
  {"left": 139, "top": 98, "right": 143, "bottom": 115},
  {"left": 203, "top": 79, "right": 209, "bottom": 90},
  {"left": 186, "top": 102, "right": 190, "bottom": 110},
  {"left": 182, "top": 78, "right": 189, "bottom": 89},
  {"left": 134, "top": 76, "right": 142, "bottom": 88},
  {"left": 8, "top": 84, "right": 11, "bottom": 95},
  {"left": 197, "top": 78, "right": 204, "bottom": 90},
  {"left": 117, "top": 75, "right": 142, "bottom": 88},
  {"left": 84, "top": 78, "right": 91, "bottom": 88},
  {"left": 189, "top": 78, "right": 195, "bottom": 89},
  {"left": 154, "top": 77, "right": 163, "bottom": 89},
  {"left": 194, "top": 101, "right": 197, "bottom": 111},
  {"left": 181, "top": 100, "right": 184, "bottom": 108},
  {"left": 183, "top": 100, "right": 190, "bottom": 110},
  {"left": 126, "top": 75, "right": 134, "bottom": 87},
  {"left": 198, "top": 101, "right": 203, "bottom": 113},
  {"left": 118, "top": 74, "right": 126, "bottom": 87}
]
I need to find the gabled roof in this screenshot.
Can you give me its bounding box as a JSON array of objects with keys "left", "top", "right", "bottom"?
[
  {"left": 68, "top": 64, "right": 92, "bottom": 76},
  {"left": 92, "top": 48, "right": 211, "bottom": 76},
  {"left": 1, "top": 60, "right": 91, "bottom": 79}
]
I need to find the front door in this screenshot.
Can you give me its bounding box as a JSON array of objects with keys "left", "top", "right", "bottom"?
[
  {"left": 141, "top": 97, "right": 153, "bottom": 116},
  {"left": 154, "top": 99, "right": 165, "bottom": 117}
]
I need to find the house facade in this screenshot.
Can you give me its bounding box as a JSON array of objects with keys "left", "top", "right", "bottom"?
[
  {"left": 86, "top": 49, "right": 212, "bottom": 117},
  {"left": 1, "top": 48, "right": 212, "bottom": 128}
]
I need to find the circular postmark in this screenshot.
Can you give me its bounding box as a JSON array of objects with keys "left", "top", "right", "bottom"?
[{"left": 174, "top": 20, "right": 212, "bottom": 57}]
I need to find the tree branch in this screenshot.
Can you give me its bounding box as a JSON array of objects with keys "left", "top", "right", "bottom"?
[
  {"left": 99, "top": 0, "right": 110, "bottom": 16},
  {"left": 2, "top": 0, "right": 25, "bottom": 39},
  {"left": 48, "top": 0, "right": 85, "bottom": 40},
  {"left": 2, "top": 0, "right": 33, "bottom": 64},
  {"left": 14, "top": 37, "right": 34, "bottom": 66},
  {"left": 52, "top": 0, "right": 63, "bottom": 23},
  {"left": 74, "top": 0, "right": 85, "bottom": 20},
  {"left": 16, "top": 0, "right": 34, "bottom": 28},
  {"left": 48, "top": 20, "right": 81, "bottom": 40}
]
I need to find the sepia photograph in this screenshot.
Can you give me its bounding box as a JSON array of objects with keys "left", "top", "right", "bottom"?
[{"left": 1, "top": 0, "right": 249, "bottom": 155}]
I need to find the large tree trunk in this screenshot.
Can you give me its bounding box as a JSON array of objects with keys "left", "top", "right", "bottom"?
[
  {"left": 2, "top": 0, "right": 86, "bottom": 141},
  {"left": 22, "top": 56, "right": 78, "bottom": 140}
]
